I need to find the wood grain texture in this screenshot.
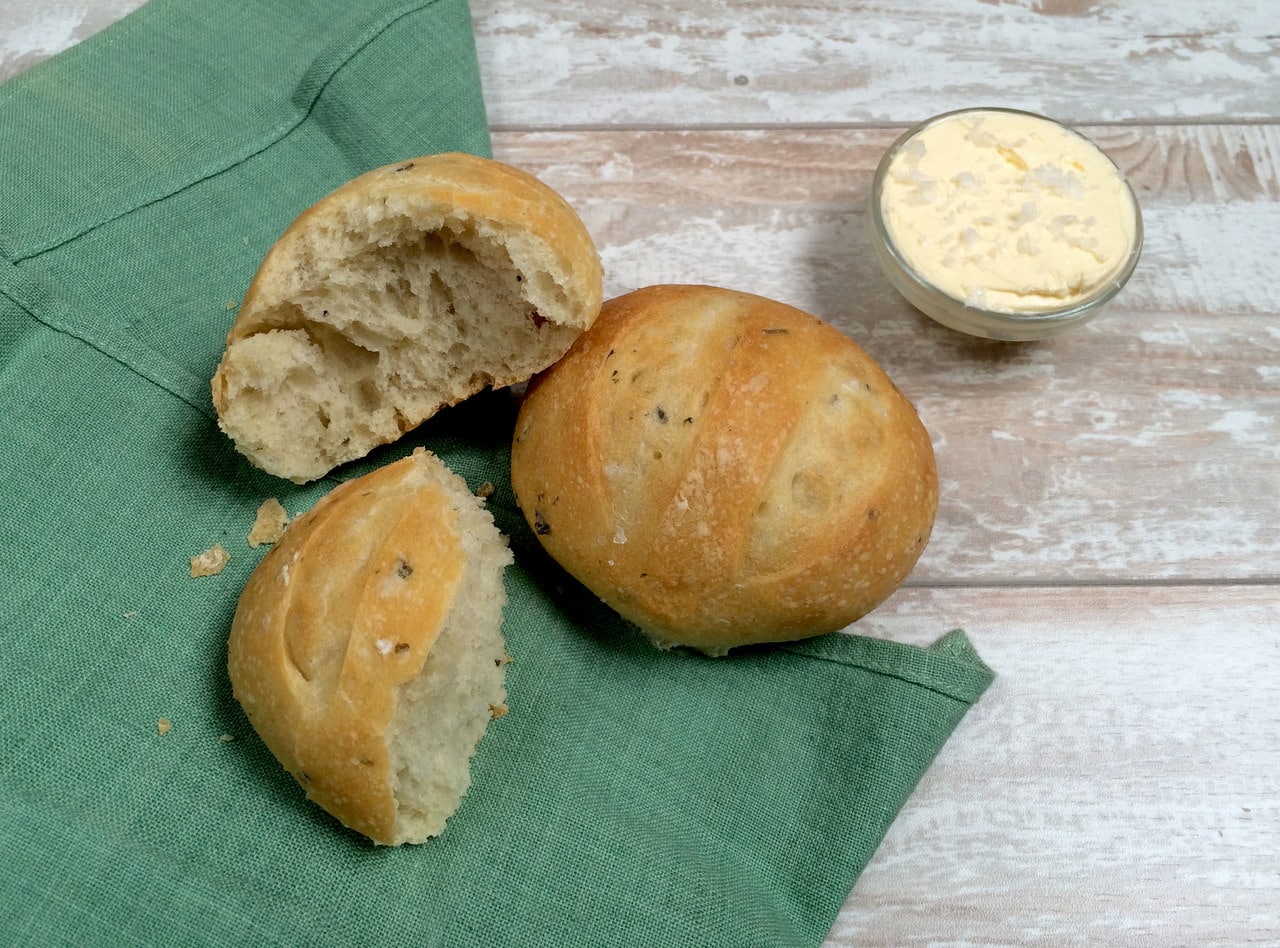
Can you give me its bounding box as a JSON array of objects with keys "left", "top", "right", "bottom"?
[
  {"left": 0, "top": 0, "right": 145, "bottom": 82},
  {"left": 11, "top": 2, "right": 1276, "bottom": 127},
  {"left": 827, "top": 585, "right": 1280, "bottom": 945},
  {"left": 473, "top": 0, "right": 1280, "bottom": 127},
  {"left": 492, "top": 126, "right": 1280, "bottom": 583}
]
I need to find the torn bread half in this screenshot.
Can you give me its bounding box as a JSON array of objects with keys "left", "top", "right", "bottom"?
[
  {"left": 212, "top": 152, "right": 603, "bottom": 482},
  {"left": 227, "top": 449, "right": 512, "bottom": 845}
]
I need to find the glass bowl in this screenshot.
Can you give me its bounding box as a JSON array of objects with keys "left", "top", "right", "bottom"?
[{"left": 867, "top": 107, "right": 1143, "bottom": 342}]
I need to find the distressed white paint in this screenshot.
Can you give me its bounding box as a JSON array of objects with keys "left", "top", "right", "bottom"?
[
  {"left": 8, "top": 3, "right": 1280, "bottom": 127},
  {"left": 473, "top": 1, "right": 1280, "bottom": 127},
  {"left": 835, "top": 586, "right": 1280, "bottom": 945},
  {"left": 0, "top": 0, "right": 144, "bottom": 81}
]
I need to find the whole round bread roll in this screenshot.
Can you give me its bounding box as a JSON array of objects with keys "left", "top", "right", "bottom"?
[
  {"left": 212, "top": 152, "right": 603, "bottom": 483},
  {"left": 510, "top": 285, "right": 938, "bottom": 656},
  {"left": 227, "top": 449, "right": 512, "bottom": 845}
]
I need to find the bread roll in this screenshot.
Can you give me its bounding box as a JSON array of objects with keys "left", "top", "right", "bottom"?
[
  {"left": 212, "top": 152, "right": 603, "bottom": 483},
  {"left": 227, "top": 449, "right": 512, "bottom": 845},
  {"left": 510, "top": 285, "right": 938, "bottom": 656}
]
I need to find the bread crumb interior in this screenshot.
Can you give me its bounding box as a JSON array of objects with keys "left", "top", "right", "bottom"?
[
  {"left": 387, "top": 491, "right": 511, "bottom": 843},
  {"left": 218, "top": 212, "right": 581, "bottom": 482}
]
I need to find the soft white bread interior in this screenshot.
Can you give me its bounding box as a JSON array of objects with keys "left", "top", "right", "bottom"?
[
  {"left": 212, "top": 152, "right": 603, "bottom": 483},
  {"left": 511, "top": 285, "right": 939, "bottom": 656},
  {"left": 227, "top": 448, "right": 512, "bottom": 845}
]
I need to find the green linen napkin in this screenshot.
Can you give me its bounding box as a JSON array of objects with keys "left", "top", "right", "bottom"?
[{"left": 0, "top": 1, "right": 994, "bottom": 944}]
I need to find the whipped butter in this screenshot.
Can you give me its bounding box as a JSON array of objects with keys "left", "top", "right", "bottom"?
[{"left": 879, "top": 109, "right": 1137, "bottom": 315}]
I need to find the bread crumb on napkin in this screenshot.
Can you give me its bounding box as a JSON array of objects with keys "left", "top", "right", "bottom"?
[
  {"left": 248, "top": 498, "right": 289, "bottom": 548},
  {"left": 476, "top": 481, "right": 495, "bottom": 500},
  {"left": 157, "top": 718, "right": 172, "bottom": 735},
  {"left": 190, "top": 544, "right": 230, "bottom": 577}
]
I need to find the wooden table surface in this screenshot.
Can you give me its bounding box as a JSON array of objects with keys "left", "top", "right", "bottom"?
[{"left": 5, "top": 2, "right": 1277, "bottom": 943}]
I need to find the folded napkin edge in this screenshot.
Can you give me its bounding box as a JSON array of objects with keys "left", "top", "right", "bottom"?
[{"left": 783, "top": 628, "right": 995, "bottom": 704}]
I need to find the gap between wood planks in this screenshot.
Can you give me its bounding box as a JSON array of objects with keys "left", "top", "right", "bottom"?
[
  {"left": 902, "top": 576, "right": 1280, "bottom": 590},
  {"left": 489, "top": 118, "right": 1280, "bottom": 134}
]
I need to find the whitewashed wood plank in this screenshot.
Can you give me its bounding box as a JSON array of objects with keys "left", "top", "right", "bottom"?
[
  {"left": 495, "top": 124, "right": 1280, "bottom": 310},
  {"left": 8, "top": 2, "right": 1280, "bottom": 127},
  {"left": 474, "top": 0, "right": 1280, "bottom": 127},
  {"left": 825, "top": 585, "right": 1280, "bottom": 946},
  {"left": 0, "top": 0, "right": 144, "bottom": 82},
  {"left": 493, "top": 127, "right": 1280, "bottom": 582}
]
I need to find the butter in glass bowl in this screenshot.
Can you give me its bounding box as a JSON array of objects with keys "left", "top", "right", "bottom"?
[{"left": 868, "top": 107, "right": 1142, "bottom": 341}]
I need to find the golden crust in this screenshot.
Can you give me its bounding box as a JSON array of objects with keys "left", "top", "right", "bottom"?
[
  {"left": 511, "top": 285, "right": 939, "bottom": 654},
  {"left": 226, "top": 451, "right": 464, "bottom": 843},
  {"left": 220, "top": 152, "right": 602, "bottom": 347}
]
